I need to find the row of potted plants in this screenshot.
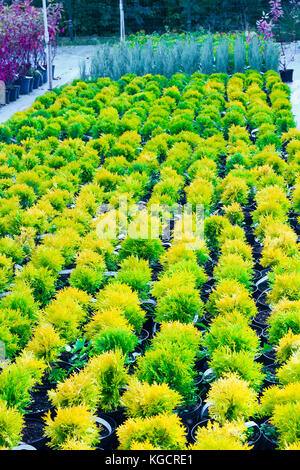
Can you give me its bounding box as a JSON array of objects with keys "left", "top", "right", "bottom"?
[{"left": 0, "top": 69, "right": 298, "bottom": 450}]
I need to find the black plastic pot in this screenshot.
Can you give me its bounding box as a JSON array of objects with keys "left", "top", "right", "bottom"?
[
  {"left": 9, "top": 85, "right": 20, "bottom": 102},
  {"left": 260, "top": 420, "right": 278, "bottom": 450},
  {"left": 5, "top": 88, "right": 11, "bottom": 104},
  {"left": 96, "top": 415, "right": 118, "bottom": 450},
  {"left": 22, "top": 418, "right": 48, "bottom": 450},
  {"left": 33, "top": 73, "right": 41, "bottom": 89},
  {"left": 137, "top": 328, "right": 149, "bottom": 345},
  {"left": 178, "top": 398, "right": 203, "bottom": 428},
  {"left": 40, "top": 67, "right": 47, "bottom": 84},
  {"left": 280, "top": 69, "right": 294, "bottom": 83},
  {"left": 19, "top": 76, "right": 32, "bottom": 95},
  {"left": 28, "top": 76, "right": 34, "bottom": 93}
]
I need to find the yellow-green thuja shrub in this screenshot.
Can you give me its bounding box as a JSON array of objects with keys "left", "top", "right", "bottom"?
[
  {"left": 189, "top": 420, "right": 252, "bottom": 450},
  {"left": 121, "top": 378, "right": 183, "bottom": 418},
  {"left": 117, "top": 413, "right": 187, "bottom": 450},
  {"left": 48, "top": 370, "right": 99, "bottom": 411},
  {"left": 85, "top": 350, "right": 128, "bottom": 412},
  {"left": 25, "top": 323, "right": 64, "bottom": 364},
  {"left": 275, "top": 331, "right": 300, "bottom": 364},
  {"left": 113, "top": 255, "right": 152, "bottom": 295},
  {"left": 95, "top": 282, "right": 146, "bottom": 333},
  {"left": 43, "top": 405, "right": 100, "bottom": 450},
  {"left": 0, "top": 400, "right": 24, "bottom": 450},
  {"left": 260, "top": 382, "right": 300, "bottom": 417},
  {"left": 206, "top": 373, "right": 259, "bottom": 424},
  {"left": 206, "top": 279, "right": 257, "bottom": 320}
]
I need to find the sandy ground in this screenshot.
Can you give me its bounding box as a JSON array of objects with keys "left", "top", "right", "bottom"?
[
  {"left": 0, "top": 43, "right": 300, "bottom": 128},
  {"left": 0, "top": 46, "right": 95, "bottom": 124}
]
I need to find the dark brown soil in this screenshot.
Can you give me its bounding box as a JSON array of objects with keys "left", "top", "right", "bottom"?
[
  {"left": 22, "top": 420, "right": 45, "bottom": 444},
  {"left": 25, "top": 389, "right": 52, "bottom": 415},
  {"left": 254, "top": 309, "right": 270, "bottom": 325}
]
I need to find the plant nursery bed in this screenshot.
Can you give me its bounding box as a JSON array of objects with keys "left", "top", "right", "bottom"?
[{"left": 0, "top": 65, "right": 298, "bottom": 452}]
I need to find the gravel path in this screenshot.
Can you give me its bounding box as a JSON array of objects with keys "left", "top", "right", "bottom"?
[
  {"left": 0, "top": 43, "right": 300, "bottom": 128},
  {"left": 0, "top": 45, "right": 96, "bottom": 124}
]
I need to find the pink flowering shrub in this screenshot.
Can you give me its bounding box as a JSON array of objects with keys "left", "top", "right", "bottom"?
[{"left": 0, "top": 0, "right": 62, "bottom": 84}]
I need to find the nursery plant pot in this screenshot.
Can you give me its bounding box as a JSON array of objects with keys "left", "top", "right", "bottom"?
[
  {"left": 9, "top": 85, "right": 20, "bottom": 102},
  {"left": 40, "top": 67, "right": 47, "bottom": 84},
  {"left": 177, "top": 397, "right": 203, "bottom": 428},
  {"left": 260, "top": 419, "right": 278, "bottom": 450},
  {"left": 252, "top": 308, "right": 270, "bottom": 327},
  {"left": 245, "top": 421, "right": 262, "bottom": 450},
  {"left": 191, "top": 418, "right": 211, "bottom": 442},
  {"left": 24, "top": 388, "right": 54, "bottom": 419},
  {"left": 33, "top": 73, "right": 41, "bottom": 89},
  {"left": 29, "top": 76, "right": 34, "bottom": 92},
  {"left": 96, "top": 415, "right": 118, "bottom": 450},
  {"left": 137, "top": 328, "right": 149, "bottom": 345},
  {"left": 280, "top": 69, "right": 294, "bottom": 83},
  {"left": 22, "top": 418, "right": 48, "bottom": 450},
  {"left": 263, "top": 363, "right": 279, "bottom": 387},
  {"left": 19, "top": 76, "right": 32, "bottom": 95},
  {"left": 256, "top": 292, "right": 271, "bottom": 312},
  {"left": 5, "top": 88, "right": 11, "bottom": 104}
]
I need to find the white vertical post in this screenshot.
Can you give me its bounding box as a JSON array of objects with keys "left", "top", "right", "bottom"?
[
  {"left": 42, "top": 0, "right": 52, "bottom": 90},
  {"left": 120, "top": 0, "right": 125, "bottom": 43}
]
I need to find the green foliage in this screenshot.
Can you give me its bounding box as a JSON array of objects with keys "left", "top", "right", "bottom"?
[
  {"left": 117, "top": 413, "right": 187, "bottom": 450},
  {"left": 121, "top": 378, "right": 183, "bottom": 418},
  {"left": 85, "top": 350, "right": 128, "bottom": 412},
  {"left": 202, "top": 311, "right": 260, "bottom": 357},
  {"left": 0, "top": 401, "right": 24, "bottom": 450},
  {"left": 206, "top": 373, "right": 259, "bottom": 424},
  {"left": 114, "top": 255, "right": 152, "bottom": 295},
  {"left": 277, "top": 351, "right": 300, "bottom": 385},
  {"left": 44, "top": 406, "right": 99, "bottom": 450},
  {"left": 267, "top": 300, "right": 300, "bottom": 344},
  {"left": 119, "top": 238, "right": 164, "bottom": 263},
  {"left": 190, "top": 420, "right": 252, "bottom": 450},
  {"left": 270, "top": 402, "right": 300, "bottom": 448},
  {"left": 207, "top": 279, "right": 257, "bottom": 319},
  {"left": 48, "top": 370, "right": 99, "bottom": 411},
  {"left": 91, "top": 326, "right": 138, "bottom": 356},
  {"left": 209, "top": 347, "right": 265, "bottom": 390},
  {"left": 95, "top": 282, "right": 146, "bottom": 333}
]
